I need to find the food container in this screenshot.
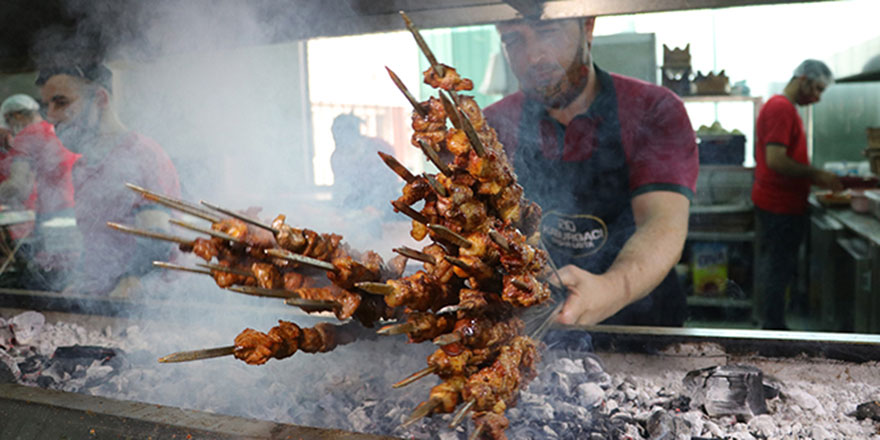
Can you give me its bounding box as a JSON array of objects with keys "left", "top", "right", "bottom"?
[
  {"left": 851, "top": 190, "right": 870, "bottom": 213},
  {"left": 868, "top": 127, "right": 880, "bottom": 148},
  {"left": 865, "top": 147, "right": 880, "bottom": 175},
  {"left": 864, "top": 189, "right": 880, "bottom": 220},
  {"left": 840, "top": 175, "right": 879, "bottom": 189},
  {"left": 697, "top": 134, "right": 746, "bottom": 165}
]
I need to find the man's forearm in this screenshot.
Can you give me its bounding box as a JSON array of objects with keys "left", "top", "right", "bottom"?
[
  {"left": 769, "top": 153, "right": 819, "bottom": 179},
  {"left": 603, "top": 205, "right": 688, "bottom": 306}
]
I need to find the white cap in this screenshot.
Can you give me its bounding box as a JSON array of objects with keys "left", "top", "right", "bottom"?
[{"left": 1, "top": 94, "right": 40, "bottom": 116}]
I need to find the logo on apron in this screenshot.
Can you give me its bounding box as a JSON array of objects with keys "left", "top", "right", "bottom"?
[{"left": 541, "top": 210, "right": 608, "bottom": 258}]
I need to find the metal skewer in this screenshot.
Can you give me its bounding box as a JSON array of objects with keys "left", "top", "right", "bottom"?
[
  {"left": 0, "top": 239, "right": 24, "bottom": 278},
  {"left": 439, "top": 91, "right": 462, "bottom": 130},
  {"left": 444, "top": 256, "right": 473, "bottom": 272},
  {"left": 385, "top": 66, "right": 427, "bottom": 117},
  {"left": 401, "top": 399, "right": 442, "bottom": 428},
  {"left": 107, "top": 222, "right": 192, "bottom": 245},
  {"left": 400, "top": 11, "right": 445, "bottom": 77},
  {"left": 126, "top": 183, "right": 221, "bottom": 223},
  {"left": 199, "top": 200, "right": 280, "bottom": 235},
  {"left": 169, "top": 218, "right": 243, "bottom": 243},
  {"left": 197, "top": 262, "right": 253, "bottom": 278},
  {"left": 436, "top": 304, "right": 462, "bottom": 315},
  {"left": 458, "top": 109, "right": 487, "bottom": 157},
  {"left": 528, "top": 241, "right": 566, "bottom": 340},
  {"left": 391, "top": 200, "right": 429, "bottom": 224},
  {"left": 423, "top": 174, "right": 448, "bottom": 197},
  {"left": 393, "top": 246, "right": 436, "bottom": 265},
  {"left": 226, "top": 285, "right": 295, "bottom": 299},
  {"left": 355, "top": 281, "right": 395, "bottom": 296},
  {"left": 393, "top": 365, "right": 438, "bottom": 388},
  {"left": 510, "top": 278, "right": 533, "bottom": 292},
  {"left": 377, "top": 322, "right": 416, "bottom": 336},
  {"left": 158, "top": 345, "right": 236, "bottom": 363},
  {"left": 377, "top": 151, "right": 417, "bottom": 183},
  {"left": 265, "top": 248, "right": 337, "bottom": 272},
  {"left": 449, "top": 399, "right": 475, "bottom": 428},
  {"left": 432, "top": 332, "right": 461, "bottom": 346},
  {"left": 468, "top": 423, "right": 485, "bottom": 440},
  {"left": 283, "top": 296, "right": 341, "bottom": 311},
  {"left": 428, "top": 224, "right": 471, "bottom": 248},
  {"left": 416, "top": 138, "right": 452, "bottom": 176},
  {"left": 488, "top": 229, "right": 511, "bottom": 252},
  {"left": 152, "top": 261, "right": 212, "bottom": 276}
]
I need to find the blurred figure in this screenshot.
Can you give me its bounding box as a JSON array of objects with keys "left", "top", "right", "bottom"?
[
  {"left": 330, "top": 113, "right": 397, "bottom": 216},
  {"left": 752, "top": 59, "right": 840, "bottom": 330},
  {"left": 1, "top": 94, "right": 80, "bottom": 289},
  {"left": 37, "top": 63, "right": 181, "bottom": 297},
  {"left": 1, "top": 94, "right": 79, "bottom": 221}
]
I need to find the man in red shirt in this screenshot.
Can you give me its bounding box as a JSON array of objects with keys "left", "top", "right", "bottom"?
[
  {"left": 1, "top": 94, "right": 79, "bottom": 220},
  {"left": 486, "top": 17, "right": 698, "bottom": 328},
  {"left": 751, "top": 59, "right": 841, "bottom": 330},
  {"left": 37, "top": 64, "right": 181, "bottom": 297}
]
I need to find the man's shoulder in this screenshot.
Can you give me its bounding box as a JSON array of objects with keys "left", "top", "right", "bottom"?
[
  {"left": 609, "top": 72, "right": 683, "bottom": 111},
  {"left": 761, "top": 95, "right": 794, "bottom": 112},
  {"left": 484, "top": 91, "right": 525, "bottom": 120}
]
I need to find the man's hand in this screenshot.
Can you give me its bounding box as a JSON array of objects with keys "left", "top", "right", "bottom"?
[
  {"left": 812, "top": 169, "right": 844, "bottom": 192},
  {"left": 555, "top": 265, "right": 626, "bottom": 325}
]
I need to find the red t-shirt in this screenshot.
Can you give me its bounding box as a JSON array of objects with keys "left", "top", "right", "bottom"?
[
  {"left": 12, "top": 120, "right": 79, "bottom": 215},
  {"left": 73, "top": 132, "right": 180, "bottom": 293},
  {"left": 484, "top": 72, "right": 698, "bottom": 199},
  {"left": 752, "top": 95, "right": 811, "bottom": 215}
]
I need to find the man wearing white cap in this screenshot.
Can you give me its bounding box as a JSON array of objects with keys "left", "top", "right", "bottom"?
[{"left": 1, "top": 94, "right": 79, "bottom": 221}]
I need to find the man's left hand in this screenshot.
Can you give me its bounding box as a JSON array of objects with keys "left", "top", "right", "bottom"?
[{"left": 555, "top": 264, "right": 625, "bottom": 325}]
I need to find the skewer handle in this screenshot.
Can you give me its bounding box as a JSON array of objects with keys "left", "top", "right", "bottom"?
[{"left": 158, "top": 345, "right": 235, "bottom": 363}]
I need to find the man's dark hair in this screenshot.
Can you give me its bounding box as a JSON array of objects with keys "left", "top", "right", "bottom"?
[{"left": 35, "top": 63, "right": 113, "bottom": 94}]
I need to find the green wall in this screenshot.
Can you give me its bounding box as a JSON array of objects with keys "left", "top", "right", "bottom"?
[{"left": 813, "top": 81, "right": 880, "bottom": 167}]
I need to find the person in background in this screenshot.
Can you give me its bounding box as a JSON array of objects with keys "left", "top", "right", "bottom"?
[
  {"left": 330, "top": 113, "right": 398, "bottom": 216},
  {"left": 0, "top": 122, "right": 37, "bottom": 243},
  {"left": 1, "top": 94, "right": 79, "bottom": 221},
  {"left": 751, "top": 59, "right": 841, "bottom": 330},
  {"left": 37, "top": 63, "right": 181, "bottom": 297},
  {"left": 485, "top": 17, "right": 698, "bottom": 328},
  {"left": 1, "top": 94, "right": 80, "bottom": 289},
  {"left": 0, "top": 106, "right": 37, "bottom": 212}
]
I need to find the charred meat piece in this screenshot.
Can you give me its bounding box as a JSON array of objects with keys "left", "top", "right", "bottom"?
[{"left": 423, "top": 64, "right": 474, "bottom": 91}]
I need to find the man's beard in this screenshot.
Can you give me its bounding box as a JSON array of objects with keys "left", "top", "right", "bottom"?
[
  {"left": 523, "top": 44, "right": 590, "bottom": 109},
  {"left": 55, "top": 100, "right": 99, "bottom": 154}
]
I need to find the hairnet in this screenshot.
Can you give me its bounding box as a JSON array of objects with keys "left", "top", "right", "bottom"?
[
  {"left": 1, "top": 94, "right": 40, "bottom": 116},
  {"left": 793, "top": 59, "right": 834, "bottom": 85}
]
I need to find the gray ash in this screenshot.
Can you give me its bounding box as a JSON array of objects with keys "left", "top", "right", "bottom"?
[{"left": 3, "top": 311, "right": 880, "bottom": 439}]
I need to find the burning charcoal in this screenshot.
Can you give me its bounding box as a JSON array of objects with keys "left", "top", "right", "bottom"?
[
  {"left": 660, "top": 395, "right": 691, "bottom": 412},
  {"left": 1, "top": 350, "right": 21, "bottom": 383},
  {"left": 684, "top": 365, "right": 768, "bottom": 418},
  {"left": 0, "top": 324, "right": 13, "bottom": 349},
  {"left": 9, "top": 311, "right": 45, "bottom": 345},
  {"left": 746, "top": 414, "right": 778, "bottom": 438},
  {"left": 646, "top": 409, "right": 691, "bottom": 440},
  {"left": 849, "top": 400, "right": 880, "bottom": 421},
  {"left": 17, "top": 353, "right": 48, "bottom": 375},
  {"left": 575, "top": 382, "right": 604, "bottom": 407}
]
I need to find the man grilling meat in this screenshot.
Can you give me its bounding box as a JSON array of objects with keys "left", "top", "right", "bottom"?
[
  {"left": 37, "top": 63, "right": 181, "bottom": 297},
  {"left": 485, "top": 16, "right": 698, "bottom": 327}
]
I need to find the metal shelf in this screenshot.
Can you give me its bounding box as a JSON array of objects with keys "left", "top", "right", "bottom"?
[
  {"left": 686, "top": 296, "right": 752, "bottom": 309},
  {"left": 683, "top": 95, "right": 763, "bottom": 103},
  {"left": 687, "top": 230, "right": 755, "bottom": 241}
]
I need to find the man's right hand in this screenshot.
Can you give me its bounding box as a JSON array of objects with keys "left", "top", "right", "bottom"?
[{"left": 812, "top": 169, "right": 844, "bottom": 192}]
